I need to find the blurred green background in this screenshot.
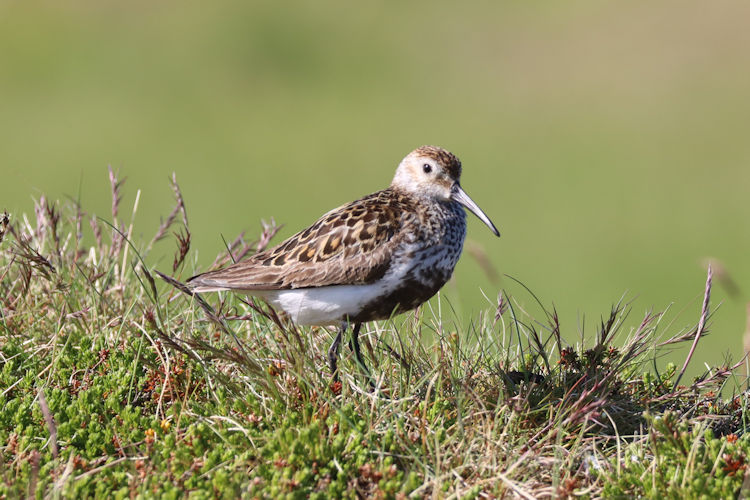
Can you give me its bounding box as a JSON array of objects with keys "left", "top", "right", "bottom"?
[{"left": 2, "top": 0, "right": 749, "bottom": 374}]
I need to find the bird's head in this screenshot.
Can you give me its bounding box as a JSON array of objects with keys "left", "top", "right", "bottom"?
[{"left": 392, "top": 145, "right": 500, "bottom": 237}]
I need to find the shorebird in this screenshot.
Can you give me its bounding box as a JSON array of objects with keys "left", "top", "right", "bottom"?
[{"left": 187, "top": 145, "right": 500, "bottom": 381}]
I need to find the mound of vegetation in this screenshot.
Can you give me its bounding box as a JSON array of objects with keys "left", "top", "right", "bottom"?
[{"left": 1, "top": 171, "right": 748, "bottom": 498}]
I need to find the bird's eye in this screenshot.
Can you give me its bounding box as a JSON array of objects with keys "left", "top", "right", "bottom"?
[{"left": 422, "top": 163, "right": 432, "bottom": 174}]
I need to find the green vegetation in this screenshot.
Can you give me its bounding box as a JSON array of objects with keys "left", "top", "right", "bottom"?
[
  {"left": 1, "top": 175, "right": 748, "bottom": 498},
  {"left": 2, "top": 2, "right": 749, "bottom": 374}
]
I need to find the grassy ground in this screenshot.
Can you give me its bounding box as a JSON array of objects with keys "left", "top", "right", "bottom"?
[
  {"left": 3, "top": 1, "right": 750, "bottom": 370},
  {"left": 2, "top": 175, "right": 749, "bottom": 498}
]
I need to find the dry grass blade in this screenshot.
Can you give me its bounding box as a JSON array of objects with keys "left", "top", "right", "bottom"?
[
  {"left": 153, "top": 270, "right": 253, "bottom": 360},
  {"left": 147, "top": 174, "right": 191, "bottom": 264},
  {"left": 210, "top": 232, "right": 247, "bottom": 269},
  {"left": 37, "top": 389, "right": 59, "bottom": 459},
  {"left": 617, "top": 311, "right": 660, "bottom": 366},
  {"left": 673, "top": 264, "right": 713, "bottom": 390},
  {"left": 493, "top": 290, "right": 507, "bottom": 326},
  {"left": 154, "top": 269, "right": 194, "bottom": 298},
  {"left": 151, "top": 205, "right": 180, "bottom": 246},
  {"left": 236, "top": 296, "right": 289, "bottom": 334},
  {"left": 171, "top": 172, "right": 188, "bottom": 227},
  {"left": 6, "top": 222, "right": 56, "bottom": 280},
  {"left": 89, "top": 214, "right": 103, "bottom": 251},
  {"left": 209, "top": 219, "right": 282, "bottom": 270},
  {"left": 72, "top": 197, "right": 84, "bottom": 260},
  {"left": 107, "top": 166, "right": 127, "bottom": 258},
  {"left": 256, "top": 218, "right": 281, "bottom": 254},
  {"left": 42, "top": 197, "right": 62, "bottom": 255},
  {"left": 550, "top": 307, "right": 563, "bottom": 358},
  {"left": 172, "top": 228, "right": 191, "bottom": 272},
  {"left": 108, "top": 165, "right": 125, "bottom": 222}
]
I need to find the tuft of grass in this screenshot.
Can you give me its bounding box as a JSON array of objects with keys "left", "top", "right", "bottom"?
[{"left": 1, "top": 171, "right": 748, "bottom": 498}]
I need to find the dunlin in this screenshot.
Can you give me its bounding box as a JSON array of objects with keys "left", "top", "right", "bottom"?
[{"left": 187, "top": 146, "right": 500, "bottom": 381}]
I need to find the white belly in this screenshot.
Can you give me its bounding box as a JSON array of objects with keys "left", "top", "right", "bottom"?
[{"left": 252, "top": 282, "right": 390, "bottom": 326}]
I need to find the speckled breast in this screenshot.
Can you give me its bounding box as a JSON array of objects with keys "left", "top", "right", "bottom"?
[{"left": 350, "top": 201, "right": 467, "bottom": 322}]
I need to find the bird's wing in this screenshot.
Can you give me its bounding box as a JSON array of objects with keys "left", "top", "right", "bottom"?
[{"left": 187, "top": 189, "right": 412, "bottom": 291}]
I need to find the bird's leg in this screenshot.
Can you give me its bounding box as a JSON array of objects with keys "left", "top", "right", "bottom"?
[
  {"left": 348, "top": 322, "right": 375, "bottom": 390},
  {"left": 349, "top": 323, "right": 367, "bottom": 372},
  {"left": 328, "top": 323, "right": 345, "bottom": 382}
]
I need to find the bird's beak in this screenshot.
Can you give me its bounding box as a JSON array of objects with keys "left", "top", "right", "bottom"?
[{"left": 451, "top": 184, "right": 500, "bottom": 237}]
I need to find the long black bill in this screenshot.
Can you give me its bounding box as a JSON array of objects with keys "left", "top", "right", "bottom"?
[{"left": 451, "top": 184, "right": 500, "bottom": 237}]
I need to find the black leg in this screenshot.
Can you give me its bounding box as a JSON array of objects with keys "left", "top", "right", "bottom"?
[
  {"left": 349, "top": 322, "right": 375, "bottom": 390},
  {"left": 328, "top": 324, "right": 344, "bottom": 381},
  {"left": 348, "top": 323, "right": 368, "bottom": 373}
]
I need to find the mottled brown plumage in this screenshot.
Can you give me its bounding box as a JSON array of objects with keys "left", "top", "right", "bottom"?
[
  {"left": 190, "top": 189, "right": 407, "bottom": 291},
  {"left": 186, "top": 145, "right": 500, "bottom": 383}
]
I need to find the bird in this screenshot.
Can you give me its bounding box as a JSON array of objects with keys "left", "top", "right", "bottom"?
[{"left": 186, "top": 145, "right": 500, "bottom": 382}]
